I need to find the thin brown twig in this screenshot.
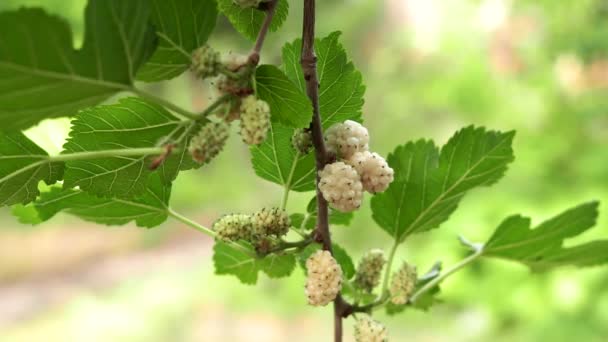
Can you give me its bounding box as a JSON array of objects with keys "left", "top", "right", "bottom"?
[
  {"left": 249, "top": 0, "right": 279, "bottom": 65},
  {"left": 300, "top": 1, "right": 352, "bottom": 340}
]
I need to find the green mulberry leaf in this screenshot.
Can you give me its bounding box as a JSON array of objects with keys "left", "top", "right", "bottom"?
[
  {"left": 213, "top": 241, "right": 259, "bottom": 285},
  {"left": 282, "top": 31, "right": 365, "bottom": 128},
  {"left": 372, "top": 126, "right": 515, "bottom": 242},
  {"left": 18, "top": 172, "right": 170, "bottom": 228},
  {"left": 217, "top": 0, "right": 288, "bottom": 41},
  {"left": 255, "top": 65, "right": 312, "bottom": 128},
  {"left": 62, "top": 97, "right": 198, "bottom": 198},
  {"left": 0, "top": 0, "right": 156, "bottom": 130},
  {"left": 260, "top": 253, "right": 296, "bottom": 278},
  {"left": 0, "top": 132, "right": 63, "bottom": 206},
  {"left": 137, "top": 0, "right": 218, "bottom": 81},
  {"left": 482, "top": 202, "right": 606, "bottom": 270},
  {"left": 250, "top": 122, "right": 316, "bottom": 192}
]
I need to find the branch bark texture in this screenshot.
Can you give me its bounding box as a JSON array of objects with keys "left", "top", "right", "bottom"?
[{"left": 300, "top": 1, "right": 352, "bottom": 340}]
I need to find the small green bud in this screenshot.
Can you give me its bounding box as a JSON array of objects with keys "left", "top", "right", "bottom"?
[
  {"left": 239, "top": 95, "right": 270, "bottom": 145},
  {"left": 354, "top": 249, "right": 386, "bottom": 293},
  {"left": 252, "top": 207, "right": 290, "bottom": 238},
  {"left": 212, "top": 214, "right": 253, "bottom": 242},
  {"left": 292, "top": 128, "right": 313, "bottom": 154},
  {"left": 191, "top": 45, "right": 221, "bottom": 79},
  {"left": 188, "top": 121, "right": 230, "bottom": 164},
  {"left": 389, "top": 261, "right": 417, "bottom": 305}
]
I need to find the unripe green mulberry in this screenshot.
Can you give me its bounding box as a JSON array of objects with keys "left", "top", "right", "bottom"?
[
  {"left": 354, "top": 315, "right": 388, "bottom": 342},
  {"left": 191, "top": 45, "right": 220, "bottom": 79},
  {"left": 354, "top": 249, "right": 386, "bottom": 293},
  {"left": 252, "top": 207, "right": 290, "bottom": 238},
  {"left": 188, "top": 121, "right": 230, "bottom": 164},
  {"left": 239, "top": 95, "right": 270, "bottom": 145},
  {"left": 389, "top": 262, "right": 417, "bottom": 305},
  {"left": 212, "top": 214, "right": 253, "bottom": 242},
  {"left": 305, "top": 250, "right": 343, "bottom": 306},
  {"left": 292, "top": 128, "right": 313, "bottom": 154},
  {"left": 233, "top": 0, "right": 262, "bottom": 8}
]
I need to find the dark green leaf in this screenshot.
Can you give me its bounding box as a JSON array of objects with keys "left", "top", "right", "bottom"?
[
  {"left": 372, "top": 126, "right": 515, "bottom": 242},
  {"left": 216, "top": 0, "right": 288, "bottom": 41},
  {"left": 137, "top": 0, "right": 218, "bottom": 81},
  {"left": 260, "top": 253, "right": 296, "bottom": 278},
  {"left": 0, "top": 1, "right": 156, "bottom": 130},
  {"left": 255, "top": 65, "right": 312, "bottom": 128},
  {"left": 25, "top": 172, "right": 170, "bottom": 228},
  {"left": 62, "top": 97, "right": 198, "bottom": 198},
  {"left": 213, "top": 241, "right": 259, "bottom": 285},
  {"left": 250, "top": 122, "right": 316, "bottom": 192},
  {"left": 483, "top": 202, "right": 605, "bottom": 270},
  {"left": 282, "top": 31, "right": 365, "bottom": 128},
  {"left": 0, "top": 132, "right": 63, "bottom": 206}
]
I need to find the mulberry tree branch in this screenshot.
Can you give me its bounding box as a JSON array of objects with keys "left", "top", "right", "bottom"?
[
  {"left": 300, "top": 1, "right": 352, "bottom": 340},
  {"left": 249, "top": 0, "right": 279, "bottom": 65}
]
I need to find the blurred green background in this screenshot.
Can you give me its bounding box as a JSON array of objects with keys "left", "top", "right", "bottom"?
[{"left": 0, "top": 0, "right": 607, "bottom": 341}]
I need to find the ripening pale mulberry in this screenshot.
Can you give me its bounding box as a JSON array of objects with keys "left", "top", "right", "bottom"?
[
  {"left": 252, "top": 207, "right": 290, "bottom": 238},
  {"left": 354, "top": 315, "right": 388, "bottom": 342},
  {"left": 324, "top": 120, "right": 369, "bottom": 158},
  {"left": 318, "top": 162, "right": 364, "bottom": 212},
  {"left": 354, "top": 249, "right": 386, "bottom": 293},
  {"left": 292, "top": 128, "right": 313, "bottom": 154},
  {"left": 222, "top": 53, "right": 250, "bottom": 72},
  {"left": 212, "top": 214, "right": 253, "bottom": 242},
  {"left": 347, "top": 151, "right": 394, "bottom": 193},
  {"left": 390, "top": 262, "right": 417, "bottom": 305},
  {"left": 240, "top": 95, "right": 270, "bottom": 145},
  {"left": 188, "top": 121, "right": 230, "bottom": 164},
  {"left": 191, "top": 45, "right": 220, "bottom": 79},
  {"left": 305, "top": 250, "right": 343, "bottom": 306},
  {"left": 232, "top": 0, "right": 262, "bottom": 9}
]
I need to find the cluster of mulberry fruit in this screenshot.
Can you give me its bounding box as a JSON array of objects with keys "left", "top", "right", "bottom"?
[
  {"left": 305, "top": 250, "right": 343, "bottom": 306},
  {"left": 389, "top": 261, "right": 418, "bottom": 305},
  {"left": 354, "top": 249, "right": 386, "bottom": 293},
  {"left": 354, "top": 315, "right": 389, "bottom": 342},
  {"left": 318, "top": 120, "right": 394, "bottom": 212},
  {"left": 212, "top": 207, "right": 290, "bottom": 246}
]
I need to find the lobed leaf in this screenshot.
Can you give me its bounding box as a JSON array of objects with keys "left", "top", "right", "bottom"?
[
  {"left": 137, "top": 0, "right": 218, "bottom": 81},
  {"left": 482, "top": 202, "right": 606, "bottom": 270},
  {"left": 0, "top": 1, "right": 156, "bottom": 130},
  {"left": 216, "top": 0, "right": 288, "bottom": 41},
  {"left": 372, "top": 126, "right": 515, "bottom": 242},
  {"left": 213, "top": 243, "right": 296, "bottom": 284},
  {"left": 62, "top": 97, "right": 198, "bottom": 198},
  {"left": 17, "top": 172, "right": 170, "bottom": 228},
  {"left": 0, "top": 132, "right": 63, "bottom": 206}
]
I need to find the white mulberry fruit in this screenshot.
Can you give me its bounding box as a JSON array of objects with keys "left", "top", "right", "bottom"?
[
  {"left": 252, "top": 207, "right": 290, "bottom": 238},
  {"left": 240, "top": 95, "right": 270, "bottom": 145},
  {"left": 324, "top": 120, "right": 369, "bottom": 158},
  {"left": 318, "top": 162, "right": 364, "bottom": 212},
  {"left": 354, "top": 249, "right": 386, "bottom": 293},
  {"left": 212, "top": 214, "right": 253, "bottom": 242},
  {"left": 221, "top": 53, "right": 250, "bottom": 72},
  {"left": 354, "top": 315, "right": 388, "bottom": 342},
  {"left": 347, "top": 151, "right": 394, "bottom": 193},
  {"left": 191, "top": 45, "right": 220, "bottom": 79},
  {"left": 305, "top": 250, "right": 343, "bottom": 306},
  {"left": 188, "top": 121, "right": 229, "bottom": 164},
  {"left": 390, "top": 262, "right": 417, "bottom": 305},
  {"left": 292, "top": 128, "right": 313, "bottom": 154}
]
